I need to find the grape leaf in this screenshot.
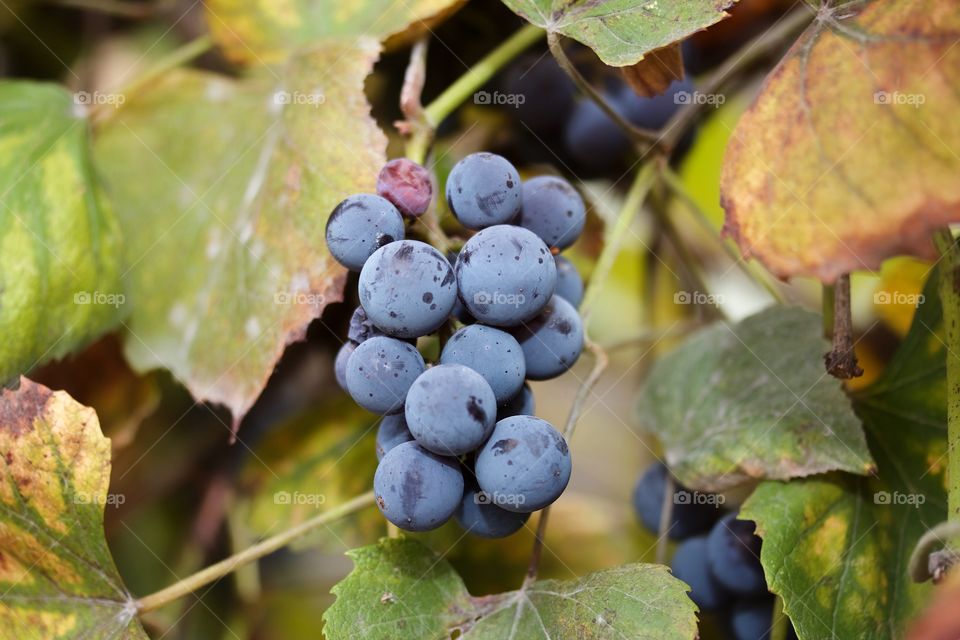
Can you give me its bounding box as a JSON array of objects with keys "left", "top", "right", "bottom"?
[
  {"left": 0, "top": 81, "right": 124, "bottom": 385},
  {"left": 232, "top": 396, "right": 382, "bottom": 552},
  {"left": 499, "top": 0, "right": 736, "bottom": 67},
  {"left": 0, "top": 377, "right": 147, "bottom": 639},
  {"left": 741, "top": 271, "right": 947, "bottom": 640},
  {"left": 721, "top": 0, "right": 960, "bottom": 282},
  {"left": 95, "top": 41, "right": 387, "bottom": 430},
  {"left": 205, "top": 0, "right": 464, "bottom": 65},
  {"left": 323, "top": 537, "right": 698, "bottom": 640},
  {"left": 638, "top": 306, "right": 874, "bottom": 491}
]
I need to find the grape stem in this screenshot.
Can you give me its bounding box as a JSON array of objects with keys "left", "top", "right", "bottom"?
[
  {"left": 823, "top": 274, "right": 863, "bottom": 379},
  {"left": 547, "top": 33, "right": 660, "bottom": 149},
  {"left": 935, "top": 228, "right": 960, "bottom": 523},
  {"left": 135, "top": 491, "right": 376, "bottom": 613},
  {"left": 421, "top": 23, "right": 544, "bottom": 130}
]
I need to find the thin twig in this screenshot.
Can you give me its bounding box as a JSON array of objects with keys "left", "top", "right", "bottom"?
[
  {"left": 524, "top": 509, "right": 551, "bottom": 585},
  {"left": 935, "top": 228, "right": 960, "bottom": 524},
  {"left": 823, "top": 274, "right": 862, "bottom": 379},
  {"left": 398, "top": 38, "right": 432, "bottom": 164},
  {"left": 655, "top": 474, "right": 674, "bottom": 565}
]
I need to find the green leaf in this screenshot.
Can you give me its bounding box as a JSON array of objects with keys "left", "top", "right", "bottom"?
[
  {"left": 205, "top": 0, "right": 464, "bottom": 65},
  {"left": 233, "top": 397, "right": 382, "bottom": 552},
  {"left": 721, "top": 0, "right": 960, "bottom": 282},
  {"left": 0, "top": 377, "right": 147, "bottom": 639},
  {"left": 323, "top": 538, "right": 698, "bottom": 640},
  {"left": 741, "top": 271, "right": 947, "bottom": 640},
  {"left": 499, "top": 0, "right": 736, "bottom": 66},
  {"left": 0, "top": 81, "right": 125, "bottom": 384},
  {"left": 95, "top": 42, "right": 387, "bottom": 428},
  {"left": 638, "top": 306, "right": 875, "bottom": 491}
]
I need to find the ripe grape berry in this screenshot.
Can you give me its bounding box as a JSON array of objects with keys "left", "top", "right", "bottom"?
[
  {"left": 330, "top": 154, "right": 585, "bottom": 534},
  {"left": 404, "top": 364, "right": 496, "bottom": 456},
  {"left": 344, "top": 336, "right": 424, "bottom": 415},
  {"left": 670, "top": 536, "right": 732, "bottom": 612},
  {"left": 359, "top": 240, "right": 457, "bottom": 338},
  {"left": 475, "top": 415, "right": 571, "bottom": 513},
  {"left": 325, "top": 194, "right": 405, "bottom": 271},
  {"left": 445, "top": 152, "right": 522, "bottom": 229},
  {"left": 456, "top": 485, "right": 530, "bottom": 539},
  {"left": 441, "top": 324, "right": 525, "bottom": 403},
  {"left": 455, "top": 225, "right": 556, "bottom": 327},
  {"left": 553, "top": 255, "right": 584, "bottom": 308},
  {"left": 706, "top": 513, "right": 767, "bottom": 597},
  {"left": 516, "top": 175, "right": 586, "bottom": 250},
  {"left": 730, "top": 597, "right": 776, "bottom": 640},
  {"left": 377, "top": 158, "right": 432, "bottom": 218},
  {"left": 374, "top": 441, "right": 463, "bottom": 532},
  {"left": 632, "top": 462, "right": 719, "bottom": 540}
]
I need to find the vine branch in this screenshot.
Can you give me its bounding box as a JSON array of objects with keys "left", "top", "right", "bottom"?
[
  {"left": 135, "top": 491, "right": 376, "bottom": 613},
  {"left": 823, "top": 274, "right": 862, "bottom": 379},
  {"left": 935, "top": 228, "right": 960, "bottom": 523}
]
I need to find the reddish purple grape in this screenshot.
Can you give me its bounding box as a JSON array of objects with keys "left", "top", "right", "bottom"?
[{"left": 377, "top": 158, "right": 433, "bottom": 218}]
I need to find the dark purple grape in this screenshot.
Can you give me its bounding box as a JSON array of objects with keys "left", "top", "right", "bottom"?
[{"left": 377, "top": 158, "right": 433, "bottom": 218}]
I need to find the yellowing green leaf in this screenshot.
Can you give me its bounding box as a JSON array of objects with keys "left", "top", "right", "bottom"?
[
  {"left": 0, "top": 81, "right": 124, "bottom": 384},
  {"left": 0, "top": 377, "right": 147, "bottom": 639},
  {"left": 95, "top": 42, "right": 387, "bottom": 428},
  {"left": 721, "top": 0, "right": 960, "bottom": 282},
  {"left": 742, "top": 271, "right": 947, "bottom": 640},
  {"left": 324, "top": 538, "right": 698, "bottom": 640},
  {"left": 205, "top": 0, "right": 464, "bottom": 65},
  {"left": 638, "top": 306, "right": 874, "bottom": 491},
  {"left": 500, "top": 0, "right": 736, "bottom": 66}
]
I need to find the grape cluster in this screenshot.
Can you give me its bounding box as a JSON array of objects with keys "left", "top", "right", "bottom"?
[
  {"left": 633, "top": 463, "right": 796, "bottom": 640},
  {"left": 327, "top": 153, "right": 587, "bottom": 537}
]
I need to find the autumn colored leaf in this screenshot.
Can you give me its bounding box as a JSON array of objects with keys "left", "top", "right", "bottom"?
[
  {"left": 0, "top": 377, "right": 147, "bottom": 639},
  {"left": 95, "top": 41, "right": 386, "bottom": 431},
  {"left": 721, "top": 0, "right": 960, "bottom": 282}
]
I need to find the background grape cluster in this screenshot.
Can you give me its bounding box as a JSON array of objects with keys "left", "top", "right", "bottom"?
[
  {"left": 633, "top": 463, "right": 799, "bottom": 640},
  {"left": 327, "top": 153, "right": 587, "bottom": 537}
]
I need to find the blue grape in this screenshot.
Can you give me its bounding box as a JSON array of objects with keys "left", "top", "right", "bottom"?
[
  {"left": 516, "top": 175, "right": 585, "bottom": 250},
  {"left": 334, "top": 341, "right": 356, "bottom": 391},
  {"left": 446, "top": 250, "right": 474, "bottom": 324},
  {"left": 455, "top": 486, "right": 530, "bottom": 538},
  {"left": 345, "top": 336, "right": 425, "bottom": 415},
  {"left": 670, "top": 536, "right": 732, "bottom": 612},
  {"left": 359, "top": 240, "right": 457, "bottom": 338},
  {"left": 374, "top": 441, "right": 463, "bottom": 532},
  {"left": 498, "top": 382, "right": 535, "bottom": 419},
  {"left": 730, "top": 598, "right": 775, "bottom": 640},
  {"left": 475, "top": 415, "right": 571, "bottom": 513},
  {"left": 376, "top": 413, "right": 414, "bottom": 461},
  {"left": 440, "top": 324, "right": 525, "bottom": 403},
  {"left": 325, "top": 194, "right": 405, "bottom": 271},
  {"left": 404, "top": 364, "right": 496, "bottom": 455},
  {"left": 445, "top": 152, "right": 522, "bottom": 229},
  {"left": 563, "top": 93, "right": 631, "bottom": 174},
  {"left": 553, "top": 255, "right": 584, "bottom": 308},
  {"left": 501, "top": 54, "right": 575, "bottom": 134},
  {"left": 632, "top": 462, "right": 719, "bottom": 540},
  {"left": 707, "top": 513, "right": 767, "bottom": 597},
  {"left": 348, "top": 305, "right": 386, "bottom": 343},
  {"left": 455, "top": 225, "right": 556, "bottom": 327},
  {"left": 513, "top": 295, "right": 583, "bottom": 380},
  {"left": 619, "top": 77, "right": 694, "bottom": 130}
]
